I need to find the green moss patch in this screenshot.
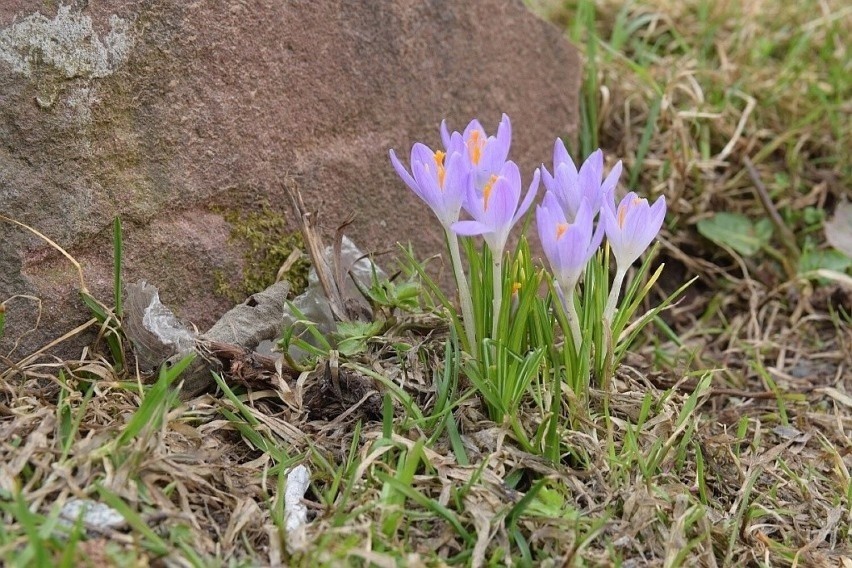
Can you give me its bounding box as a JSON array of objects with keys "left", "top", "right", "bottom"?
[{"left": 215, "top": 204, "right": 310, "bottom": 302}]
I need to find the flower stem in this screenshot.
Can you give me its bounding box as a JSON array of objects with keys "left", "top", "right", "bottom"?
[
  {"left": 491, "top": 253, "right": 503, "bottom": 340},
  {"left": 601, "top": 267, "right": 627, "bottom": 381},
  {"left": 560, "top": 284, "right": 582, "bottom": 352},
  {"left": 446, "top": 229, "right": 477, "bottom": 354},
  {"left": 604, "top": 267, "right": 627, "bottom": 324}
]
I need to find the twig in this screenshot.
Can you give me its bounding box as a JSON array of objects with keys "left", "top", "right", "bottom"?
[
  {"left": 333, "top": 213, "right": 357, "bottom": 300},
  {"left": 742, "top": 156, "right": 800, "bottom": 274},
  {"left": 283, "top": 179, "right": 349, "bottom": 322}
]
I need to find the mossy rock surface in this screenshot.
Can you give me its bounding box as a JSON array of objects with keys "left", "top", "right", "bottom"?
[{"left": 0, "top": 1, "right": 580, "bottom": 361}]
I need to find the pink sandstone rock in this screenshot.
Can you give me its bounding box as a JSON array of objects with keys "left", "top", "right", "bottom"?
[{"left": 0, "top": 1, "right": 580, "bottom": 365}]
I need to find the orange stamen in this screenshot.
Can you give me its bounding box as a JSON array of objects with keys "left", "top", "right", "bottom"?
[
  {"left": 467, "top": 130, "right": 484, "bottom": 165},
  {"left": 482, "top": 174, "right": 499, "bottom": 210},
  {"left": 618, "top": 198, "right": 644, "bottom": 228},
  {"left": 434, "top": 150, "right": 446, "bottom": 188},
  {"left": 617, "top": 204, "right": 628, "bottom": 228},
  {"left": 556, "top": 222, "right": 570, "bottom": 239}
]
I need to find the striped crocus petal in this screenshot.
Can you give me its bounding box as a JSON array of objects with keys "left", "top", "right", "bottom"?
[{"left": 602, "top": 191, "right": 667, "bottom": 269}]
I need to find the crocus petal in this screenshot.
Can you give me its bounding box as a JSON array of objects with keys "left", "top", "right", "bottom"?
[
  {"left": 412, "top": 160, "right": 443, "bottom": 214},
  {"left": 542, "top": 190, "right": 564, "bottom": 220},
  {"left": 462, "top": 119, "right": 485, "bottom": 144},
  {"left": 463, "top": 173, "right": 485, "bottom": 219},
  {"left": 500, "top": 161, "right": 523, "bottom": 204},
  {"left": 512, "top": 168, "right": 540, "bottom": 225},
  {"left": 484, "top": 176, "right": 516, "bottom": 230},
  {"left": 601, "top": 186, "right": 617, "bottom": 216},
  {"left": 493, "top": 113, "right": 512, "bottom": 164},
  {"left": 601, "top": 204, "right": 622, "bottom": 251},
  {"left": 411, "top": 143, "right": 436, "bottom": 172},
  {"left": 540, "top": 164, "right": 556, "bottom": 194},
  {"left": 545, "top": 145, "right": 628, "bottom": 222},
  {"left": 443, "top": 152, "right": 468, "bottom": 206},
  {"left": 536, "top": 203, "right": 558, "bottom": 265},
  {"left": 649, "top": 195, "right": 667, "bottom": 229},
  {"left": 482, "top": 166, "right": 524, "bottom": 254},
  {"left": 605, "top": 192, "right": 666, "bottom": 268},
  {"left": 537, "top": 193, "right": 603, "bottom": 295},
  {"left": 452, "top": 220, "right": 491, "bottom": 237},
  {"left": 601, "top": 160, "right": 623, "bottom": 195},
  {"left": 553, "top": 138, "right": 572, "bottom": 170},
  {"left": 578, "top": 149, "right": 604, "bottom": 204},
  {"left": 440, "top": 120, "right": 451, "bottom": 150},
  {"left": 553, "top": 163, "right": 581, "bottom": 220},
  {"left": 588, "top": 216, "right": 606, "bottom": 254},
  {"left": 446, "top": 131, "right": 466, "bottom": 157},
  {"left": 389, "top": 149, "right": 420, "bottom": 196}
]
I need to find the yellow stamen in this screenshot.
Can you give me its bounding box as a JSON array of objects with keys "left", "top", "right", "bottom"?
[
  {"left": 467, "top": 130, "right": 484, "bottom": 165},
  {"left": 482, "top": 174, "right": 499, "bottom": 210},
  {"left": 434, "top": 150, "right": 446, "bottom": 188},
  {"left": 512, "top": 282, "right": 522, "bottom": 295},
  {"left": 556, "top": 222, "right": 570, "bottom": 239}
]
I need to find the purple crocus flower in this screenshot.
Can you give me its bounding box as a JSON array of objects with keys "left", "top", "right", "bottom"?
[
  {"left": 452, "top": 160, "right": 539, "bottom": 256},
  {"left": 389, "top": 143, "right": 469, "bottom": 230},
  {"left": 441, "top": 114, "right": 512, "bottom": 191},
  {"left": 453, "top": 158, "right": 538, "bottom": 340},
  {"left": 541, "top": 141, "right": 622, "bottom": 221},
  {"left": 537, "top": 192, "right": 605, "bottom": 296},
  {"left": 601, "top": 191, "right": 666, "bottom": 321},
  {"left": 537, "top": 191, "right": 604, "bottom": 349},
  {"left": 391, "top": 140, "right": 480, "bottom": 350},
  {"left": 602, "top": 191, "right": 667, "bottom": 269}
]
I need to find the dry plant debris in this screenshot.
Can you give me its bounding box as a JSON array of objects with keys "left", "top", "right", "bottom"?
[{"left": 1, "top": 0, "right": 851, "bottom": 566}]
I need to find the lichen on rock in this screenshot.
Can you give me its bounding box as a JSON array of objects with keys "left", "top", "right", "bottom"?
[{"left": 0, "top": 5, "right": 134, "bottom": 79}]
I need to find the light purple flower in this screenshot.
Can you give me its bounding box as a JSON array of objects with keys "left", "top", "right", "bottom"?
[
  {"left": 452, "top": 160, "right": 539, "bottom": 256},
  {"left": 541, "top": 142, "right": 622, "bottom": 221},
  {"left": 536, "top": 192, "right": 604, "bottom": 294},
  {"left": 441, "top": 114, "right": 512, "bottom": 190},
  {"left": 390, "top": 144, "right": 469, "bottom": 230},
  {"left": 602, "top": 192, "right": 666, "bottom": 268}
]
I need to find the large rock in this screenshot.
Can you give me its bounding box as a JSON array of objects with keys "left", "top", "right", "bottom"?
[{"left": 0, "top": 1, "right": 580, "bottom": 364}]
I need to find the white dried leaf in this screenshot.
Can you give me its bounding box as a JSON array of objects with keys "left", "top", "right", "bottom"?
[
  {"left": 825, "top": 200, "right": 852, "bottom": 259},
  {"left": 285, "top": 464, "right": 310, "bottom": 530},
  {"left": 60, "top": 499, "right": 126, "bottom": 531},
  {"left": 284, "top": 464, "right": 311, "bottom": 551}
]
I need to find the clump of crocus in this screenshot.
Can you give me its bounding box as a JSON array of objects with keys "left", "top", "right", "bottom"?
[
  {"left": 454, "top": 160, "right": 539, "bottom": 338},
  {"left": 393, "top": 114, "right": 532, "bottom": 347},
  {"left": 391, "top": 118, "right": 665, "bottom": 366},
  {"left": 601, "top": 192, "right": 667, "bottom": 321},
  {"left": 538, "top": 146, "right": 666, "bottom": 350},
  {"left": 536, "top": 193, "right": 603, "bottom": 349},
  {"left": 389, "top": 116, "right": 676, "bottom": 459}
]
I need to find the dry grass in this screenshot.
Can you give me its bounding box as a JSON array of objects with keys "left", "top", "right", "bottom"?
[{"left": 1, "top": 0, "right": 850, "bottom": 566}]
